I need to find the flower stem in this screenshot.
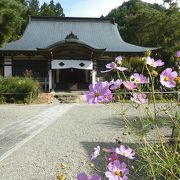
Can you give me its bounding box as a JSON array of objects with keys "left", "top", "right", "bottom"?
[{"left": 146, "top": 65, "right": 156, "bottom": 120}]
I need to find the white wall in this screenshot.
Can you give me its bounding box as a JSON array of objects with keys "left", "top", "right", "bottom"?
[{"left": 4, "top": 57, "right": 12, "bottom": 77}]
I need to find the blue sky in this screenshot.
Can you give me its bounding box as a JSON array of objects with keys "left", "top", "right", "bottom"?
[{"left": 39, "top": 0, "right": 172, "bottom": 17}]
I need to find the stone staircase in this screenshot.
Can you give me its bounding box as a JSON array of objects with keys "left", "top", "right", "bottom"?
[{"left": 54, "top": 91, "right": 85, "bottom": 103}]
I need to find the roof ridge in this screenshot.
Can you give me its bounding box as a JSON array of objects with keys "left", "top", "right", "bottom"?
[{"left": 29, "top": 16, "right": 115, "bottom": 24}]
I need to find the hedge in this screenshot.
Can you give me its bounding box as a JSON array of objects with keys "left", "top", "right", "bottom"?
[{"left": 0, "top": 76, "right": 40, "bottom": 103}]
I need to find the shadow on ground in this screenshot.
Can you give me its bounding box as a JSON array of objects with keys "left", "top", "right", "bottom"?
[{"left": 97, "top": 116, "right": 125, "bottom": 130}]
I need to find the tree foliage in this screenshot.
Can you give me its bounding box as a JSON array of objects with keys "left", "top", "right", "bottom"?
[
  {"left": 0, "top": 0, "right": 65, "bottom": 46},
  {"left": 0, "top": 0, "right": 26, "bottom": 45},
  {"left": 40, "top": 0, "right": 64, "bottom": 17},
  {"left": 107, "top": 0, "right": 180, "bottom": 65},
  {"left": 27, "top": 0, "right": 39, "bottom": 16},
  {"left": 55, "top": 2, "right": 65, "bottom": 17},
  {"left": 40, "top": 2, "right": 53, "bottom": 16}
]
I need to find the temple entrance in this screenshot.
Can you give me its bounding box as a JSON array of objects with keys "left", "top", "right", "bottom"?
[
  {"left": 54, "top": 68, "right": 91, "bottom": 90},
  {"left": 51, "top": 59, "right": 93, "bottom": 91}
]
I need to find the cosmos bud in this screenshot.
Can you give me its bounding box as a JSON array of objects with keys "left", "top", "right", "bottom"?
[
  {"left": 174, "top": 77, "right": 180, "bottom": 85},
  {"left": 151, "top": 70, "right": 158, "bottom": 77},
  {"left": 145, "top": 49, "right": 152, "bottom": 57}
]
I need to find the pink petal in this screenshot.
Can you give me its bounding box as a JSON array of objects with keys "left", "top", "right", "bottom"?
[
  {"left": 170, "top": 71, "right": 178, "bottom": 78},
  {"left": 117, "top": 67, "right": 127, "bottom": 71},
  {"left": 120, "top": 145, "right": 126, "bottom": 152},
  {"left": 77, "top": 173, "right": 88, "bottom": 180},
  {"left": 115, "top": 56, "right": 123, "bottom": 62},
  {"left": 101, "top": 69, "right": 113, "bottom": 73},
  {"left": 107, "top": 162, "right": 114, "bottom": 172},
  {"left": 105, "top": 171, "right": 116, "bottom": 180},
  {"left": 155, "top": 60, "right": 164, "bottom": 66}
]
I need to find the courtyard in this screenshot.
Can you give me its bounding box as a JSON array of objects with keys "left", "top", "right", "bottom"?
[{"left": 0, "top": 102, "right": 175, "bottom": 180}]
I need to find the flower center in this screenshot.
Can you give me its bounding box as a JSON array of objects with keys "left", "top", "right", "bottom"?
[
  {"left": 94, "top": 92, "right": 100, "bottom": 97},
  {"left": 123, "top": 152, "right": 127, "bottom": 156},
  {"left": 116, "top": 61, "right": 122, "bottom": 66},
  {"left": 135, "top": 79, "right": 140, "bottom": 83},
  {"left": 164, "top": 76, "right": 170, "bottom": 81},
  {"left": 114, "top": 170, "right": 122, "bottom": 176},
  {"left": 151, "top": 61, "right": 156, "bottom": 66},
  {"left": 111, "top": 156, "right": 117, "bottom": 161}
]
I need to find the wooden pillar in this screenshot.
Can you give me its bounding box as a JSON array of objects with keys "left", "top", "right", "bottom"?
[
  {"left": 85, "top": 70, "right": 89, "bottom": 83},
  {"left": 92, "top": 70, "right": 97, "bottom": 85},
  {"left": 48, "top": 69, "right": 52, "bottom": 92},
  {"left": 92, "top": 60, "right": 97, "bottom": 85}
]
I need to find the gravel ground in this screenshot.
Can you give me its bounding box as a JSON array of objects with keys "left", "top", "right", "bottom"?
[
  {"left": 0, "top": 102, "right": 177, "bottom": 180},
  {"left": 0, "top": 104, "right": 50, "bottom": 129},
  {"left": 0, "top": 103, "right": 136, "bottom": 180}
]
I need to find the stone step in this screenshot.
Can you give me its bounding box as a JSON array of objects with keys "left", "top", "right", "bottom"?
[{"left": 54, "top": 94, "right": 84, "bottom": 103}]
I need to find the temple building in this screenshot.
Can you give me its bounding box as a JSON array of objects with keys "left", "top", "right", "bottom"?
[{"left": 0, "top": 16, "right": 157, "bottom": 91}]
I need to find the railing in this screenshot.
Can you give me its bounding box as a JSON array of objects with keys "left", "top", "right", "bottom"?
[
  {"left": 33, "top": 77, "right": 48, "bottom": 92},
  {"left": 112, "top": 91, "right": 180, "bottom": 102}
]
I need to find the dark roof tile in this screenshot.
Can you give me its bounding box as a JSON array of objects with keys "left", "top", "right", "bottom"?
[{"left": 0, "top": 16, "right": 158, "bottom": 52}]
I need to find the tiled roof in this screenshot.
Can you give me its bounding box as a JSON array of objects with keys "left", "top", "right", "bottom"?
[{"left": 0, "top": 16, "right": 158, "bottom": 52}]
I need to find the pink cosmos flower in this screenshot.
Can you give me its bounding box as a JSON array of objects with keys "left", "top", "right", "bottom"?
[
  {"left": 110, "top": 79, "right": 122, "bottom": 90},
  {"left": 123, "top": 81, "right": 136, "bottom": 91},
  {"left": 116, "top": 145, "right": 135, "bottom": 159},
  {"left": 77, "top": 173, "right": 101, "bottom": 180},
  {"left": 91, "top": 146, "right": 100, "bottom": 160},
  {"left": 176, "top": 51, "right": 180, "bottom": 58},
  {"left": 130, "top": 73, "right": 147, "bottom": 84},
  {"left": 130, "top": 93, "right": 148, "bottom": 105},
  {"left": 115, "top": 56, "right": 123, "bottom": 64},
  {"left": 109, "top": 152, "right": 120, "bottom": 163},
  {"left": 146, "top": 57, "right": 164, "bottom": 68},
  {"left": 101, "top": 56, "right": 127, "bottom": 73},
  {"left": 101, "top": 62, "right": 127, "bottom": 73},
  {"left": 105, "top": 160, "right": 129, "bottom": 180},
  {"left": 83, "top": 82, "right": 112, "bottom": 104},
  {"left": 160, "top": 68, "right": 178, "bottom": 88}
]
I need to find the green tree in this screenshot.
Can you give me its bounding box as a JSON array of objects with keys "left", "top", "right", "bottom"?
[
  {"left": 157, "top": 1, "right": 180, "bottom": 64},
  {"left": 108, "top": 0, "right": 165, "bottom": 43},
  {"left": 40, "top": 2, "right": 54, "bottom": 16},
  {"left": 0, "top": 0, "right": 26, "bottom": 46},
  {"left": 27, "top": 0, "right": 40, "bottom": 16},
  {"left": 55, "top": 2, "right": 65, "bottom": 17},
  {"left": 107, "top": 0, "right": 180, "bottom": 65},
  {"left": 49, "top": 0, "right": 56, "bottom": 13},
  {"left": 40, "top": 0, "right": 65, "bottom": 17},
  {"left": 40, "top": 0, "right": 65, "bottom": 16}
]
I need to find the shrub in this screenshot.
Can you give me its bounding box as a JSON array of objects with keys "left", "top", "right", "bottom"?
[{"left": 0, "top": 77, "right": 40, "bottom": 103}]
